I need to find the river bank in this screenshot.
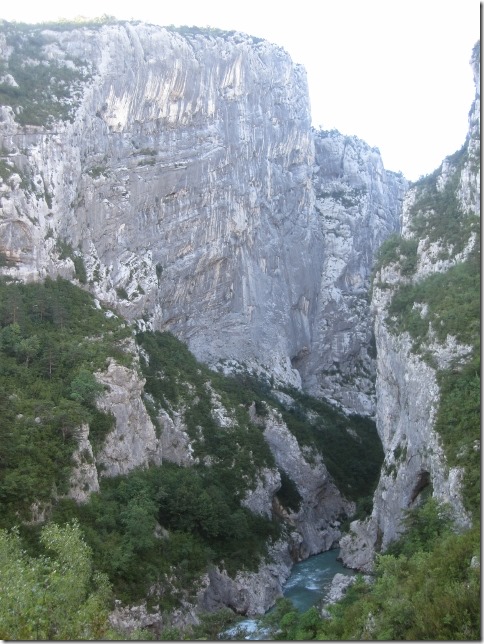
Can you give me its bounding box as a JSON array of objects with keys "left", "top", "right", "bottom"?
[{"left": 221, "top": 549, "right": 355, "bottom": 640}]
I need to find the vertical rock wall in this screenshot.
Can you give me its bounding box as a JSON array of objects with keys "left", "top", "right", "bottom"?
[{"left": 0, "top": 21, "right": 404, "bottom": 409}]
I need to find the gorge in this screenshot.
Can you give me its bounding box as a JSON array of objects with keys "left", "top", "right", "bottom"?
[{"left": 0, "top": 18, "right": 480, "bottom": 640}]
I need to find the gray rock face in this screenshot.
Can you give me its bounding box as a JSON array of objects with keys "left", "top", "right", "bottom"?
[
  {"left": 197, "top": 538, "right": 293, "bottom": 616},
  {"left": 95, "top": 352, "right": 162, "bottom": 476},
  {"left": 300, "top": 131, "right": 406, "bottom": 414},
  {"left": 68, "top": 423, "right": 100, "bottom": 503},
  {"left": 262, "top": 410, "right": 354, "bottom": 558},
  {"left": 242, "top": 466, "right": 281, "bottom": 519},
  {"left": 109, "top": 601, "right": 163, "bottom": 637},
  {"left": 0, "top": 21, "right": 404, "bottom": 412}
]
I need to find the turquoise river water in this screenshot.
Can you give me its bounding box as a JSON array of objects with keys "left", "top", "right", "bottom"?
[{"left": 221, "top": 549, "right": 354, "bottom": 640}]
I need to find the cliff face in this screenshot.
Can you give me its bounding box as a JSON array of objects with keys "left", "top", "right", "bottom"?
[
  {"left": 0, "top": 20, "right": 404, "bottom": 411},
  {"left": 340, "top": 42, "right": 480, "bottom": 570},
  {"left": 301, "top": 131, "right": 406, "bottom": 414}
]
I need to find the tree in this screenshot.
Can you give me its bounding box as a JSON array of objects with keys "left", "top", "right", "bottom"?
[
  {"left": 17, "top": 334, "right": 40, "bottom": 367},
  {"left": 0, "top": 322, "right": 22, "bottom": 356},
  {"left": 70, "top": 368, "right": 103, "bottom": 405},
  {"left": 0, "top": 521, "right": 115, "bottom": 640}
]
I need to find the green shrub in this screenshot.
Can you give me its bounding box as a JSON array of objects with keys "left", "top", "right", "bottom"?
[
  {"left": 0, "top": 521, "right": 116, "bottom": 640},
  {"left": 387, "top": 247, "right": 480, "bottom": 351},
  {"left": 374, "top": 233, "right": 419, "bottom": 276}
]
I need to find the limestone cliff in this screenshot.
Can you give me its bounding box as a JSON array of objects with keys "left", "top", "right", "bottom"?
[
  {"left": 340, "top": 42, "right": 480, "bottom": 570},
  {"left": 301, "top": 131, "right": 406, "bottom": 414},
  {"left": 0, "top": 20, "right": 404, "bottom": 412}
]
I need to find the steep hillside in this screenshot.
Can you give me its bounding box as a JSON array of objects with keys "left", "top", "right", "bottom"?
[{"left": 0, "top": 277, "right": 384, "bottom": 635}]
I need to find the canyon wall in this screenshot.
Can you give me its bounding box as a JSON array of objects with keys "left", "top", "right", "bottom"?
[{"left": 0, "top": 20, "right": 405, "bottom": 412}]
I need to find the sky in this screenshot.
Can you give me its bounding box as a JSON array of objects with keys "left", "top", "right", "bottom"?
[{"left": 0, "top": 1, "right": 480, "bottom": 180}]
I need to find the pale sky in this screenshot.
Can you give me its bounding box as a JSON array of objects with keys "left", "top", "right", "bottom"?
[{"left": 1, "top": 1, "right": 480, "bottom": 180}]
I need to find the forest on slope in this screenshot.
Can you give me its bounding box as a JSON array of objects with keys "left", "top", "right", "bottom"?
[{"left": 0, "top": 277, "right": 384, "bottom": 639}]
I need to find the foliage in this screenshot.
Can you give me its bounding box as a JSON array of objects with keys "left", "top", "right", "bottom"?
[
  {"left": 434, "top": 354, "right": 480, "bottom": 518},
  {"left": 385, "top": 245, "right": 480, "bottom": 518},
  {"left": 385, "top": 497, "right": 453, "bottom": 557},
  {"left": 0, "top": 158, "right": 16, "bottom": 183},
  {"left": 386, "top": 246, "right": 480, "bottom": 351},
  {"left": 55, "top": 239, "right": 87, "bottom": 283},
  {"left": 70, "top": 368, "right": 104, "bottom": 404},
  {"left": 374, "top": 233, "right": 419, "bottom": 276},
  {"left": 408, "top": 143, "right": 479, "bottom": 256},
  {"left": 317, "top": 186, "right": 367, "bottom": 209},
  {"left": 51, "top": 462, "right": 280, "bottom": 607},
  {"left": 0, "top": 277, "right": 131, "bottom": 525},
  {"left": 191, "top": 608, "right": 241, "bottom": 640},
  {"left": 0, "top": 287, "right": 381, "bottom": 614},
  {"left": 115, "top": 286, "right": 129, "bottom": 300},
  {"left": 0, "top": 521, "right": 117, "bottom": 640},
  {"left": 136, "top": 331, "right": 276, "bottom": 498}
]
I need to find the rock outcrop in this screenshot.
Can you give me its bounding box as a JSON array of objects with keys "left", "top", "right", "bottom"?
[
  {"left": 95, "top": 357, "right": 162, "bottom": 476},
  {"left": 197, "top": 538, "right": 293, "bottom": 616},
  {"left": 262, "top": 409, "right": 354, "bottom": 558},
  {"left": 300, "top": 131, "right": 406, "bottom": 414}
]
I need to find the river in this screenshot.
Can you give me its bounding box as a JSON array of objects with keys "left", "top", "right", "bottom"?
[{"left": 221, "top": 549, "right": 354, "bottom": 640}]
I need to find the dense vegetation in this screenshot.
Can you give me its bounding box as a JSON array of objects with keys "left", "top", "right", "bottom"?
[
  {"left": 374, "top": 233, "right": 419, "bottom": 277},
  {"left": 0, "top": 277, "right": 130, "bottom": 528},
  {"left": 52, "top": 462, "right": 281, "bottom": 610},
  {"left": 277, "top": 388, "right": 383, "bottom": 503},
  {"left": 0, "top": 521, "right": 116, "bottom": 640}
]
